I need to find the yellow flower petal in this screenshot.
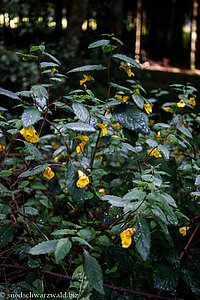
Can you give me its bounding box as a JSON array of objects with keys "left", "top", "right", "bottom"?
[
  {"left": 43, "top": 167, "right": 55, "bottom": 180},
  {"left": 188, "top": 97, "right": 196, "bottom": 106},
  {"left": 114, "top": 94, "right": 129, "bottom": 102},
  {"left": 134, "top": 88, "right": 140, "bottom": 94},
  {"left": 0, "top": 145, "right": 5, "bottom": 151},
  {"left": 179, "top": 226, "right": 189, "bottom": 236},
  {"left": 80, "top": 74, "right": 94, "bottom": 85},
  {"left": 99, "top": 188, "right": 105, "bottom": 196},
  {"left": 76, "top": 141, "right": 86, "bottom": 154},
  {"left": 120, "top": 227, "right": 135, "bottom": 248},
  {"left": 111, "top": 135, "right": 120, "bottom": 139},
  {"left": 147, "top": 148, "right": 162, "bottom": 158},
  {"left": 165, "top": 106, "right": 172, "bottom": 112},
  {"left": 20, "top": 126, "right": 39, "bottom": 143},
  {"left": 51, "top": 142, "right": 58, "bottom": 149},
  {"left": 96, "top": 123, "right": 107, "bottom": 136},
  {"left": 120, "top": 64, "right": 135, "bottom": 77},
  {"left": 51, "top": 68, "right": 56, "bottom": 76},
  {"left": 144, "top": 104, "right": 152, "bottom": 115},
  {"left": 112, "top": 123, "right": 120, "bottom": 129},
  {"left": 76, "top": 170, "right": 89, "bottom": 188},
  {"left": 54, "top": 153, "right": 64, "bottom": 161},
  {"left": 177, "top": 100, "right": 186, "bottom": 107},
  {"left": 75, "top": 135, "right": 89, "bottom": 141}
]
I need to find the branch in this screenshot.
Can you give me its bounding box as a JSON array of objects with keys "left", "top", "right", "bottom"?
[{"left": 0, "top": 264, "right": 175, "bottom": 299}]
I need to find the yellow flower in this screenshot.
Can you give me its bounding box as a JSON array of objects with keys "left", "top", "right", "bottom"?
[
  {"left": 96, "top": 123, "right": 107, "bottom": 136},
  {"left": 75, "top": 135, "right": 89, "bottom": 141},
  {"left": 94, "top": 155, "right": 103, "bottom": 161},
  {"left": 188, "top": 97, "right": 196, "bottom": 106},
  {"left": 0, "top": 145, "right": 5, "bottom": 151},
  {"left": 51, "top": 68, "right": 56, "bottom": 76},
  {"left": 120, "top": 63, "right": 135, "bottom": 77},
  {"left": 112, "top": 123, "right": 120, "bottom": 129},
  {"left": 111, "top": 135, "right": 120, "bottom": 139},
  {"left": 149, "top": 119, "right": 155, "bottom": 126},
  {"left": 76, "top": 141, "right": 86, "bottom": 154},
  {"left": 177, "top": 100, "right": 186, "bottom": 107},
  {"left": 147, "top": 148, "right": 162, "bottom": 158},
  {"left": 134, "top": 88, "right": 140, "bottom": 94},
  {"left": 120, "top": 227, "right": 135, "bottom": 248},
  {"left": 157, "top": 132, "right": 161, "bottom": 139},
  {"left": 76, "top": 170, "right": 89, "bottom": 188},
  {"left": 20, "top": 126, "right": 39, "bottom": 143},
  {"left": 51, "top": 142, "right": 58, "bottom": 150},
  {"left": 144, "top": 104, "right": 152, "bottom": 115},
  {"left": 54, "top": 153, "right": 64, "bottom": 161},
  {"left": 173, "top": 150, "right": 183, "bottom": 159},
  {"left": 80, "top": 74, "right": 94, "bottom": 85},
  {"left": 114, "top": 94, "right": 129, "bottom": 102},
  {"left": 179, "top": 226, "right": 189, "bottom": 236},
  {"left": 165, "top": 107, "right": 172, "bottom": 112},
  {"left": 43, "top": 167, "right": 55, "bottom": 180},
  {"left": 99, "top": 188, "right": 105, "bottom": 196},
  {"left": 104, "top": 109, "right": 110, "bottom": 116}
]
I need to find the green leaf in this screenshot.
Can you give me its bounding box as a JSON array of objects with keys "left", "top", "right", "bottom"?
[
  {"left": 195, "top": 175, "right": 200, "bottom": 186},
  {"left": 83, "top": 251, "right": 104, "bottom": 294},
  {"left": 54, "top": 238, "right": 72, "bottom": 263},
  {"left": 40, "top": 62, "right": 59, "bottom": 69},
  {"left": 123, "top": 188, "right": 146, "bottom": 201},
  {"left": 177, "top": 126, "right": 192, "bottom": 138},
  {"left": 72, "top": 103, "right": 90, "bottom": 123},
  {"left": 147, "top": 191, "right": 177, "bottom": 208},
  {"left": 18, "top": 207, "right": 39, "bottom": 216},
  {"left": 66, "top": 164, "right": 86, "bottom": 204},
  {"left": 25, "top": 142, "right": 44, "bottom": 162},
  {"left": 0, "top": 170, "right": 12, "bottom": 177},
  {"left": 0, "top": 183, "right": 11, "bottom": 195},
  {"left": 31, "top": 182, "right": 47, "bottom": 190},
  {"left": 112, "top": 104, "right": 149, "bottom": 134},
  {"left": 20, "top": 164, "right": 49, "bottom": 178},
  {"left": 29, "top": 240, "right": 58, "bottom": 255},
  {"left": 151, "top": 205, "right": 169, "bottom": 225},
  {"left": 112, "top": 54, "right": 142, "bottom": 69},
  {"left": 0, "top": 87, "right": 21, "bottom": 101},
  {"left": 4, "top": 157, "right": 23, "bottom": 165},
  {"left": 63, "top": 122, "right": 96, "bottom": 132},
  {"left": 101, "top": 195, "right": 124, "bottom": 207},
  {"left": 146, "top": 139, "right": 158, "bottom": 147},
  {"left": 0, "top": 225, "right": 14, "bottom": 246},
  {"left": 181, "top": 269, "right": 200, "bottom": 295},
  {"left": 153, "top": 264, "right": 179, "bottom": 292},
  {"left": 22, "top": 108, "right": 41, "bottom": 128},
  {"left": 67, "top": 265, "right": 92, "bottom": 300},
  {"left": 16, "top": 52, "right": 37, "bottom": 59},
  {"left": 134, "top": 216, "right": 151, "bottom": 261},
  {"left": 121, "top": 143, "right": 142, "bottom": 153},
  {"left": 43, "top": 52, "right": 60, "bottom": 65},
  {"left": 162, "top": 201, "right": 178, "bottom": 225},
  {"left": 131, "top": 93, "right": 145, "bottom": 109},
  {"left": 72, "top": 237, "right": 93, "bottom": 249},
  {"left": 67, "top": 65, "right": 106, "bottom": 73},
  {"left": 110, "top": 82, "right": 131, "bottom": 93},
  {"left": 157, "top": 145, "right": 170, "bottom": 160},
  {"left": 88, "top": 39, "right": 109, "bottom": 49}
]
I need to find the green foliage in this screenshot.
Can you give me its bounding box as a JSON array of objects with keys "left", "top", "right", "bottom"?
[{"left": 0, "top": 34, "right": 200, "bottom": 299}]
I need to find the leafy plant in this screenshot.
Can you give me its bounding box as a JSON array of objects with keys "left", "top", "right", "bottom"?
[{"left": 0, "top": 34, "right": 200, "bottom": 299}]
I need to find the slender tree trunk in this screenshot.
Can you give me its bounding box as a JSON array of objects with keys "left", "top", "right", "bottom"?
[
  {"left": 135, "top": 0, "right": 142, "bottom": 62},
  {"left": 190, "top": 0, "right": 198, "bottom": 69},
  {"left": 66, "top": 0, "right": 89, "bottom": 46}
]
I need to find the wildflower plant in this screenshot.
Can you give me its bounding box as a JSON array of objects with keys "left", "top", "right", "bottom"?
[{"left": 0, "top": 35, "right": 200, "bottom": 298}]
